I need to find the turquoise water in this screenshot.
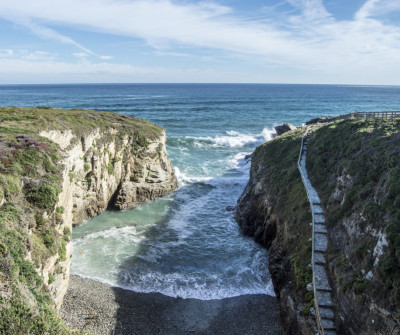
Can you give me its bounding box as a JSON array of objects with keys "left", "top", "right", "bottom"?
[{"left": 1, "top": 84, "right": 400, "bottom": 299}]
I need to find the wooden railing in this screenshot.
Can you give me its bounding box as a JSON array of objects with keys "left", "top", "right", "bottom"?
[
  {"left": 351, "top": 111, "right": 400, "bottom": 120},
  {"left": 307, "top": 111, "right": 400, "bottom": 125}
]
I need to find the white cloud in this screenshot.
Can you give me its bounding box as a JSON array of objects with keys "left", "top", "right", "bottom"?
[
  {"left": 17, "top": 19, "right": 96, "bottom": 56},
  {"left": 356, "top": 0, "right": 400, "bottom": 20},
  {"left": 197, "top": 2, "right": 232, "bottom": 17},
  {"left": 0, "top": 57, "right": 255, "bottom": 84},
  {"left": 0, "top": 49, "right": 56, "bottom": 61},
  {"left": 0, "top": 49, "right": 14, "bottom": 57},
  {"left": 0, "top": 0, "right": 399, "bottom": 84},
  {"left": 99, "top": 55, "right": 113, "bottom": 60},
  {"left": 286, "top": 0, "right": 332, "bottom": 21},
  {"left": 73, "top": 52, "right": 89, "bottom": 58}
]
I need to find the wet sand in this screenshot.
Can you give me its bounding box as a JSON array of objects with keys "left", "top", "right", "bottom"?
[{"left": 60, "top": 275, "right": 282, "bottom": 335}]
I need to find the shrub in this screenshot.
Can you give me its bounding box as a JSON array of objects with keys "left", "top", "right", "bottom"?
[
  {"left": 42, "top": 229, "right": 55, "bottom": 249},
  {"left": 55, "top": 206, "right": 65, "bottom": 215},
  {"left": 0, "top": 203, "right": 20, "bottom": 223},
  {"left": 107, "top": 163, "right": 114, "bottom": 175},
  {"left": 48, "top": 274, "right": 55, "bottom": 285},
  {"left": 27, "top": 181, "right": 62, "bottom": 210},
  {"left": 59, "top": 238, "right": 67, "bottom": 262}
]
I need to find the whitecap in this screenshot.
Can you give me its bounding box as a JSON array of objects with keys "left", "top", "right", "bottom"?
[{"left": 187, "top": 127, "right": 276, "bottom": 148}]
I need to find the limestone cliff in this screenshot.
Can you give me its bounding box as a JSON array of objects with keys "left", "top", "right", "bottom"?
[
  {"left": 0, "top": 107, "right": 177, "bottom": 333},
  {"left": 40, "top": 127, "right": 177, "bottom": 308},
  {"left": 236, "top": 118, "right": 400, "bottom": 335}
]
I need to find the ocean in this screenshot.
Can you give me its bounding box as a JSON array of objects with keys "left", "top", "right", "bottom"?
[{"left": 1, "top": 83, "right": 400, "bottom": 300}]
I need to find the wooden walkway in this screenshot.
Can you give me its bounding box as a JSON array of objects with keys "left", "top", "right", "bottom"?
[{"left": 298, "top": 129, "right": 337, "bottom": 335}]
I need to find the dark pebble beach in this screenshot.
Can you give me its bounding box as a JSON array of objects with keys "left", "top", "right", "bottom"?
[{"left": 60, "top": 275, "right": 282, "bottom": 335}]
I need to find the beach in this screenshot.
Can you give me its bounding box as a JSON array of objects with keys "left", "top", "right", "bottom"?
[{"left": 60, "top": 275, "right": 282, "bottom": 335}]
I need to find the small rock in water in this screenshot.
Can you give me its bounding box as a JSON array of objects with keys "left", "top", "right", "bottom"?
[
  {"left": 244, "top": 154, "right": 252, "bottom": 162},
  {"left": 226, "top": 206, "right": 235, "bottom": 211}
]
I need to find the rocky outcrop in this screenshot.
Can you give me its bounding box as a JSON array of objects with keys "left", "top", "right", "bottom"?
[
  {"left": 39, "top": 128, "right": 177, "bottom": 308},
  {"left": 274, "top": 123, "right": 297, "bottom": 136}
]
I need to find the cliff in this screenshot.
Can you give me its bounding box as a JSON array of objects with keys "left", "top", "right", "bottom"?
[
  {"left": 0, "top": 107, "right": 177, "bottom": 333},
  {"left": 236, "top": 118, "right": 400, "bottom": 334}
]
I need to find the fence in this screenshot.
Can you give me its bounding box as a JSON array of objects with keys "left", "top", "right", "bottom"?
[{"left": 351, "top": 111, "right": 400, "bottom": 120}]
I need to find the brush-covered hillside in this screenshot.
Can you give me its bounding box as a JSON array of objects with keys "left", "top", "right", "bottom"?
[
  {"left": 0, "top": 107, "right": 177, "bottom": 334},
  {"left": 236, "top": 117, "right": 400, "bottom": 335}
]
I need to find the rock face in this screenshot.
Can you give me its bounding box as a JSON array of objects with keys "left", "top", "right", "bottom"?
[
  {"left": 274, "top": 123, "right": 297, "bottom": 136},
  {"left": 236, "top": 119, "right": 400, "bottom": 335},
  {"left": 0, "top": 107, "right": 178, "bottom": 331},
  {"left": 306, "top": 120, "right": 400, "bottom": 335},
  {"left": 40, "top": 128, "right": 177, "bottom": 308},
  {"left": 236, "top": 128, "right": 317, "bottom": 335}
]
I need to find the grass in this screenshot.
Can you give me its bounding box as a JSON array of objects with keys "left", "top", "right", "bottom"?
[
  {"left": 0, "top": 106, "right": 166, "bottom": 333},
  {"left": 307, "top": 118, "right": 400, "bottom": 308},
  {"left": 0, "top": 106, "right": 163, "bottom": 143},
  {"left": 0, "top": 106, "right": 170, "bottom": 333},
  {"left": 0, "top": 203, "right": 21, "bottom": 223},
  {"left": 250, "top": 128, "right": 312, "bottom": 298},
  {"left": 0, "top": 225, "right": 69, "bottom": 334}
]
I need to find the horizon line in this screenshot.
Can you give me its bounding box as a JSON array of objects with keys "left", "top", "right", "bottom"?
[{"left": 1, "top": 82, "right": 400, "bottom": 87}]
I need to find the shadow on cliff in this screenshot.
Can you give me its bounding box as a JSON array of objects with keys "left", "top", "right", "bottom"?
[{"left": 109, "top": 178, "right": 282, "bottom": 335}]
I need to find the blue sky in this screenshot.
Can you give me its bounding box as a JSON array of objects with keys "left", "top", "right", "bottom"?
[{"left": 0, "top": 0, "right": 399, "bottom": 84}]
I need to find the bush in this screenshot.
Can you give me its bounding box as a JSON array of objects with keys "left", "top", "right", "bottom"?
[
  {"left": 48, "top": 274, "right": 55, "bottom": 284},
  {"left": 59, "top": 238, "right": 67, "bottom": 262},
  {"left": 42, "top": 229, "right": 55, "bottom": 249},
  {"left": 27, "top": 181, "right": 62, "bottom": 210},
  {"left": 107, "top": 163, "right": 114, "bottom": 175},
  {"left": 0, "top": 203, "right": 20, "bottom": 223}
]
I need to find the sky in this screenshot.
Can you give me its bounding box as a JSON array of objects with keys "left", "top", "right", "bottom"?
[{"left": 0, "top": 0, "right": 400, "bottom": 85}]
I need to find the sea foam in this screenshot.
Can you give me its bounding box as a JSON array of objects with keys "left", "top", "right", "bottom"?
[{"left": 188, "top": 127, "right": 275, "bottom": 148}]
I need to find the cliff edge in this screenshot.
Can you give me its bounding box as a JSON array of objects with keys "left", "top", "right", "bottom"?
[
  {"left": 0, "top": 107, "right": 177, "bottom": 333},
  {"left": 236, "top": 118, "right": 400, "bottom": 334}
]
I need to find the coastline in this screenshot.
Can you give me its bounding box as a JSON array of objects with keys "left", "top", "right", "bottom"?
[{"left": 60, "top": 275, "right": 282, "bottom": 335}]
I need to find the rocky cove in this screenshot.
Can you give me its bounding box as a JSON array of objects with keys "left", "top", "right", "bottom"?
[{"left": 1, "top": 107, "right": 400, "bottom": 335}]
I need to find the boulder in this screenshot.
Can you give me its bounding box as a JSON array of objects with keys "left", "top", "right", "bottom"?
[{"left": 274, "top": 123, "right": 297, "bottom": 136}]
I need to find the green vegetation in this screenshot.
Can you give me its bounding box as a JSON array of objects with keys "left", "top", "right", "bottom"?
[
  {"left": 83, "top": 163, "right": 91, "bottom": 172},
  {"left": 0, "top": 203, "right": 21, "bottom": 223},
  {"left": 0, "top": 106, "right": 166, "bottom": 334},
  {"left": 55, "top": 206, "right": 65, "bottom": 221},
  {"left": 48, "top": 273, "right": 56, "bottom": 285},
  {"left": 26, "top": 178, "right": 62, "bottom": 209},
  {"left": 68, "top": 171, "right": 76, "bottom": 182},
  {"left": 0, "top": 106, "right": 163, "bottom": 143},
  {"left": 0, "top": 225, "right": 69, "bottom": 334},
  {"left": 307, "top": 118, "right": 400, "bottom": 307},
  {"left": 107, "top": 163, "right": 115, "bottom": 175},
  {"left": 252, "top": 128, "right": 312, "bottom": 299}
]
